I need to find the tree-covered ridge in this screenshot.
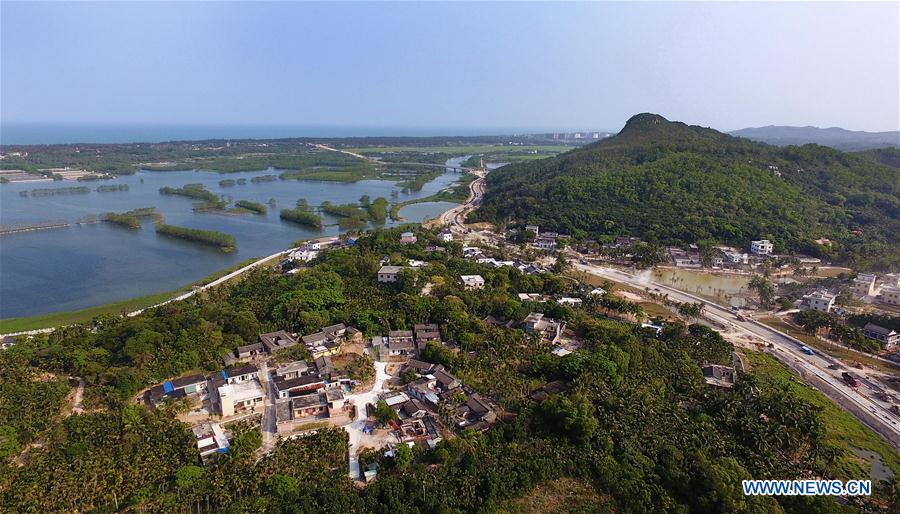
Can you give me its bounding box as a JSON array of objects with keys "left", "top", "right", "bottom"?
[{"left": 475, "top": 113, "right": 900, "bottom": 269}]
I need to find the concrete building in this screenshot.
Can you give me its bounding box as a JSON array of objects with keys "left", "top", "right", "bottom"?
[
  {"left": 192, "top": 422, "right": 229, "bottom": 462},
  {"left": 259, "top": 330, "right": 298, "bottom": 353},
  {"left": 147, "top": 374, "right": 208, "bottom": 406},
  {"left": 851, "top": 274, "right": 878, "bottom": 297},
  {"left": 750, "top": 240, "right": 774, "bottom": 255},
  {"left": 702, "top": 365, "right": 736, "bottom": 390},
  {"left": 862, "top": 323, "right": 900, "bottom": 349},
  {"left": 215, "top": 364, "right": 264, "bottom": 417},
  {"left": 400, "top": 231, "right": 418, "bottom": 244},
  {"left": 377, "top": 265, "right": 405, "bottom": 283},
  {"left": 802, "top": 290, "right": 837, "bottom": 313},
  {"left": 460, "top": 275, "right": 485, "bottom": 290},
  {"left": 523, "top": 312, "right": 565, "bottom": 344},
  {"left": 880, "top": 286, "right": 900, "bottom": 307}
]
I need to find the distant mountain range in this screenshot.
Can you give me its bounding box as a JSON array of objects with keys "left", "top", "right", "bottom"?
[
  {"left": 730, "top": 125, "right": 900, "bottom": 151},
  {"left": 474, "top": 113, "right": 900, "bottom": 269}
]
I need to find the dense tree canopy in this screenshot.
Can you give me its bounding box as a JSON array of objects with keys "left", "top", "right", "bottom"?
[{"left": 475, "top": 114, "right": 900, "bottom": 269}]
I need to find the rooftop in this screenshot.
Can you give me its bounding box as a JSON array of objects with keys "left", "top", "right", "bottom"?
[{"left": 218, "top": 379, "right": 264, "bottom": 403}]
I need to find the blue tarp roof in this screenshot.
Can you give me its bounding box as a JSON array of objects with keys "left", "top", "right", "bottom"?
[
  {"left": 221, "top": 370, "right": 228, "bottom": 380},
  {"left": 162, "top": 381, "right": 174, "bottom": 394}
]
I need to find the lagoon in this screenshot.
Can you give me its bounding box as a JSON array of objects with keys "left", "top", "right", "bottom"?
[{"left": 0, "top": 159, "right": 464, "bottom": 319}]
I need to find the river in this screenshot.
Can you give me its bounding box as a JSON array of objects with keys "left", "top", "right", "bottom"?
[{"left": 0, "top": 158, "right": 466, "bottom": 318}]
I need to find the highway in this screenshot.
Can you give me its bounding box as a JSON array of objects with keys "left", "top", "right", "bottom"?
[
  {"left": 572, "top": 262, "right": 900, "bottom": 448},
  {"left": 433, "top": 169, "right": 486, "bottom": 231}
]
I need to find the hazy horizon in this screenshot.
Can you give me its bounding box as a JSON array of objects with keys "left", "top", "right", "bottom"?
[{"left": 2, "top": 2, "right": 898, "bottom": 134}]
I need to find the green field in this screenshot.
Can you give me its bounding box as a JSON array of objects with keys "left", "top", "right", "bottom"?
[
  {"left": 745, "top": 351, "right": 900, "bottom": 481},
  {"left": 0, "top": 257, "right": 260, "bottom": 334}
]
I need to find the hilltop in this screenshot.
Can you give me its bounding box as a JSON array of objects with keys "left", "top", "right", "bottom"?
[
  {"left": 474, "top": 113, "right": 900, "bottom": 269},
  {"left": 731, "top": 125, "right": 900, "bottom": 151}
]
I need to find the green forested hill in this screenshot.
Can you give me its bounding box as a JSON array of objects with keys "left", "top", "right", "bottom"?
[{"left": 474, "top": 114, "right": 900, "bottom": 269}]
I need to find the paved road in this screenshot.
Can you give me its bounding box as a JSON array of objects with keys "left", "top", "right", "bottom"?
[
  {"left": 432, "top": 169, "right": 486, "bottom": 231},
  {"left": 258, "top": 361, "right": 277, "bottom": 455},
  {"left": 573, "top": 262, "right": 900, "bottom": 448}
]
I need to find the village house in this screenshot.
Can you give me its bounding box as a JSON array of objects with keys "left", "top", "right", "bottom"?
[
  {"left": 883, "top": 274, "right": 900, "bottom": 288},
  {"left": 288, "top": 248, "right": 318, "bottom": 263},
  {"left": 455, "top": 393, "right": 497, "bottom": 429},
  {"left": 214, "top": 364, "right": 264, "bottom": 417},
  {"left": 406, "top": 376, "right": 441, "bottom": 406},
  {"left": 669, "top": 248, "right": 701, "bottom": 268},
  {"left": 382, "top": 391, "right": 411, "bottom": 409},
  {"left": 378, "top": 330, "right": 417, "bottom": 360},
  {"left": 271, "top": 373, "right": 326, "bottom": 399},
  {"left": 307, "top": 354, "right": 328, "bottom": 375},
  {"left": 400, "top": 231, "right": 418, "bottom": 244},
  {"left": 404, "top": 359, "right": 436, "bottom": 375},
  {"left": 525, "top": 224, "right": 540, "bottom": 236},
  {"left": 851, "top": 274, "right": 878, "bottom": 297},
  {"left": 395, "top": 417, "right": 441, "bottom": 445},
  {"left": 432, "top": 367, "right": 461, "bottom": 390},
  {"left": 460, "top": 274, "right": 485, "bottom": 290},
  {"left": 413, "top": 323, "right": 441, "bottom": 347},
  {"left": 802, "top": 290, "right": 837, "bottom": 313},
  {"left": 462, "top": 246, "right": 483, "bottom": 258},
  {"left": 439, "top": 230, "right": 453, "bottom": 242},
  {"left": 724, "top": 252, "right": 749, "bottom": 265},
  {"left": 879, "top": 286, "right": 900, "bottom": 307},
  {"left": 301, "top": 323, "right": 359, "bottom": 358},
  {"left": 273, "top": 360, "right": 310, "bottom": 380},
  {"left": 517, "top": 262, "right": 545, "bottom": 275},
  {"left": 558, "top": 297, "right": 582, "bottom": 306},
  {"left": 147, "top": 373, "right": 208, "bottom": 406},
  {"left": 234, "top": 342, "right": 265, "bottom": 361},
  {"left": 259, "top": 330, "right": 298, "bottom": 353},
  {"left": 524, "top": 312, "right": 565, "bottom": 344},
  {"left": 862, "top": 323, "right": 900, "bottom": 350},
  {"left": 750, "top": 239, "right": 774, "bottom": 256},
  {"left": 518, "top": 293, "right": 546, "bottom": 302},
  {"left": 401, "top": 399, "right": 428, "bottom": 419},
  {"left": 533, "top": 234, "right": 557, "bottom": 250},
  {"left": 192, "top": 422, "right": 230, "bottom": 463},
  {"left": 702, "top": 364, "right": 736, "bottom": 390},
  {"left": 377, "top": 265, "right": 405, "bottom": 283}
]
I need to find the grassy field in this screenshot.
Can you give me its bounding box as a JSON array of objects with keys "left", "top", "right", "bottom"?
[
  {"left": 567, "top": 269, "right": 676, "bottom": 320},
  {"left": 745, "top": 351, "right": 900, "bottom": 481},
  {"left": 0, "top": 257, "right": 261, "bottom": 334},
  {"left": 494, "top": 477, "right": 613, "bottom": 514},
  {"left": 759, "top": 316, "right": 900, "bottom": 374}
]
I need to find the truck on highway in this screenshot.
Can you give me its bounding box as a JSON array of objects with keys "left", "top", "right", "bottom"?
[
  {"left": 800, "top": 345, "right": 815, "bottom": 355},
  {"left": 841, "top": 372, "right": 861, "bottom": 388}
]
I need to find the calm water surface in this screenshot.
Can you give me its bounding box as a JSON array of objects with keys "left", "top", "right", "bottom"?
[{"left": 0, "top": 158, "right": 466, "bottom": 318}]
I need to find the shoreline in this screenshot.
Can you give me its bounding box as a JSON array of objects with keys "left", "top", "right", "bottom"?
[{"left": 0, "top": 256, "right": 263, "bottom": 335}]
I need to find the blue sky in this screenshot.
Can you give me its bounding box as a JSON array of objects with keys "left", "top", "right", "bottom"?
[{"left": 2, "top": 1, "right": 898, "bottom": 132}]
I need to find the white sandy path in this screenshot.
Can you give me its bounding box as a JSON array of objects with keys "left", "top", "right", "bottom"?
[{"left": 344, "top": 361, "right": 390, "bottom": 480}]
